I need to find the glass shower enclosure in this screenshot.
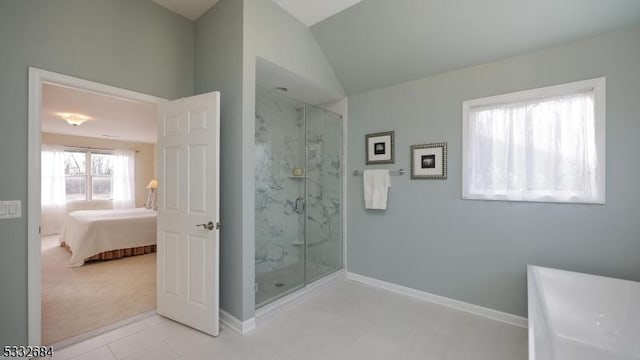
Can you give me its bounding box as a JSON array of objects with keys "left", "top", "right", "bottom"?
[{"left": 255, "top": 86, "right": 343, "bottom": 307}]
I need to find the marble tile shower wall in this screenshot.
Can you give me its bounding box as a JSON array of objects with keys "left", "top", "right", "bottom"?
[
  {"left": 255, "top": 88, "right": 306, "bottom": 276},
  {"left": 305, "top": 106, "right": 342, "bottom": 275},
  {"left": 255, "top": 87, "right": 343, "bottom": 279}
]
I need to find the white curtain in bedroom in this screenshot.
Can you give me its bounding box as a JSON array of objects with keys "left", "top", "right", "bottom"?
[
  {"left": 112, "top": 150, "right": 136, "bottom": 208},
  {"left": 41, "top": 144, "right": 67, "bottom": 235}
]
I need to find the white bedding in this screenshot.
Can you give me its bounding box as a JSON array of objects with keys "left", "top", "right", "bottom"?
[{"left": 60, "top": 208, "right": 157, "bottom": 267}]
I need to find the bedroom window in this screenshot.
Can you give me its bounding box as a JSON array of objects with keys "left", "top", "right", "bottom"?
[
  {"left": 462, "top": 77, "right": 606, "bottom": 204},
  {"left": 64, "top": 151, "right": 114, "bottom": 201},
  {"left": 91, "top": 153, "right": 114, "bottom": 200}
]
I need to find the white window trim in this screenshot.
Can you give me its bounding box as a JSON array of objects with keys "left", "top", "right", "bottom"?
[
  {"left": 64, "top": 148, "right": 115, "bottom": 202},
  {"left": 461, "top": 77, "right": 606, "bottom": 204}
]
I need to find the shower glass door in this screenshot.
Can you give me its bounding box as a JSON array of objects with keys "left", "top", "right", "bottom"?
[
  {"left": 305, "top": 105, "right": 343, "bottom": 283},
  {"left": 255, "top": 86, "right": 343, "bottom": 308},
  {"left": 255, "top": 87, "right": 306, "bottom": 307}
]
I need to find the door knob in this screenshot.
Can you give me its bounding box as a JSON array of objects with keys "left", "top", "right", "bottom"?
[{"left": 196, "top": 221, "right": 215, "bottom": 231}]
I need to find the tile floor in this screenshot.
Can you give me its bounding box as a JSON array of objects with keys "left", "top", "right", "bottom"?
[
  {"left": 255, "top": 262, "right": 336, "bottom": 307},
  {"left": 48, "top": 278, "right": 527, "bottom": 360}
]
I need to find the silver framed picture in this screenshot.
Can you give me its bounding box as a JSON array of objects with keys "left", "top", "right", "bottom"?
[
  {"left": 366, "top": 131, "right": 395, "bottom": 164},
  {"left": 410, "top": 142, "right": 447, "bottom": 179}
]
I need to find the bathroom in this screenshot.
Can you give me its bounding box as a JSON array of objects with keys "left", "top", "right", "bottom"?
[{"left": 3, "top": 2, "right": 640, "bottom": 358}]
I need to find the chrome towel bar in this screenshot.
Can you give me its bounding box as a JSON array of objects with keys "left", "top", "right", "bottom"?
[{"left": 353, "top": 169, "right": 405, "bottom": 176}]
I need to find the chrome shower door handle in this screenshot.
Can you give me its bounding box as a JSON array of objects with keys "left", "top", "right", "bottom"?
[
  {"left": 196, "top": 221, "right": 215, "bottom": 231},
  {"left": 295, "top": 197, "right": 305, "bottom": 214}
]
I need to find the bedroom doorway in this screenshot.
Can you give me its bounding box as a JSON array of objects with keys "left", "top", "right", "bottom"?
[
  {"left": 29, "top": 68, "right": 222, "bottom": 347},
  {"left": 39, "top": 85, "right": 160, "bottom": 345},
  {"left": 31, "top": 69, "right": 164, "bottom": 346}
]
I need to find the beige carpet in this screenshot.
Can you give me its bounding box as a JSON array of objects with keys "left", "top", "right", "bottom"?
[{"left": 41, "top": 235, "right": 156, "bottom": 345}]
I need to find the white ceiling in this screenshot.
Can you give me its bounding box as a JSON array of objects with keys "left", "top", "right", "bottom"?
[
  {"left": 256, "top": 57, "right": 343, "bottom": 105},
  {"left": 311, "top": 0, "right": 640, "bottom": 94},
  {"left": 151, "top": 0, "right": 220, "bottom": 20},
  {"left": 151, "top": 0, "right": 361, "bottom": 25},
  {"left": 149, "top": 0, "right": 640, "bottom": 95},
  {"left": 42, "top": 83, "right": 157, "bottom": 144},
  {"left": 271, "top": 0, "right": 363, "bottom": 26}
]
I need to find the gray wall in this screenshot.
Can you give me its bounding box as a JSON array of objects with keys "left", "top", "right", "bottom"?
[
  {"left": 194, "top": 0, "right": 246, "bottom": 321},
  {"left": 347, "top": 25, "right": 640, "bottom": 317},
  {"left": 244, "top": 0, "right": 344, "bottom": 98},
  {"left": 0, "top": 0, "right": 194, "bottom": 346}
]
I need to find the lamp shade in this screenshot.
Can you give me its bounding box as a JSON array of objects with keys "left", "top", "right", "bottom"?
[{"left": 146, "top": 179, "right": 158, "bottom": 189}]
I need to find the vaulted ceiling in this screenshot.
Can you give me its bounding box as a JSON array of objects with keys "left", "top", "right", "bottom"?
[
  {"left": 151, "top": 0, "right": 220, "bottom": 20},
  {"left": 151, "top": 0, "right": 363, "bottom": 24},
  {"left": 310, "top": 0, "right": 640, "bottom": 94},
  {"left": 153, "top": 0, "right": 640, "bottom": 96},
  {"left": 271, "top": 0, "right": 363, "bottom": 26}
]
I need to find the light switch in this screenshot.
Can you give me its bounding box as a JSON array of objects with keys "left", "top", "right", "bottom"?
[{"left": 0, "top": 200, "right": 21, "bottom": 219}]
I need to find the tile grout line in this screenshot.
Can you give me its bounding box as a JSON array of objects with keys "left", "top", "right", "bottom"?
[
  {"left": 106, "top": 321, "right": 184, "bottom": 360},
  {"left": 105, "top": 343, "right": 117, "bottom": 360},
  {"left": 56, "top": 314, "right": 154, "bottom": 360},
  {"left": 52, "top": 311, "right": 156, "bottom": 350}
]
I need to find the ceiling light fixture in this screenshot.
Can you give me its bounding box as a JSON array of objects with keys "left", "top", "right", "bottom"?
[{"left": 59, "top": 113, "right": 91, "bottom": 127}]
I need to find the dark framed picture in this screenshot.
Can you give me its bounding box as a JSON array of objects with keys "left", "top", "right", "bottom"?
[
  {"left": 410, "top": 142, "right": 447, "bottom": 179},
  {"left": 366, "top": 131, "right": 394, "bottom": 164}
]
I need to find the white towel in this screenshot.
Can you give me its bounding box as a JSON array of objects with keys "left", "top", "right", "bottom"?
[{"left": 363, "top": 169, "right": 391, "bottom": 210}]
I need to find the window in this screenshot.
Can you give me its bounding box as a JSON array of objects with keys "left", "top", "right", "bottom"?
[
  {"left": 462, "top": 78, "right": 605, "bottom": 204},
  {"left": 91, "top": 153, "right": 114, "bottom": 200},
  {"left": 64, "top": 150, "right": 115, "bottom": 201}
]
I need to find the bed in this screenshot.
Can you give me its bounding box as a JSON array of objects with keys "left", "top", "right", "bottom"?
[{"left": 60, "top": 208, "right": 157, "bottom": 267}]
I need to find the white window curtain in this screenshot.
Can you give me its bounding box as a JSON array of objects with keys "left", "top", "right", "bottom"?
[
  {"left": 464, "top": 90, "right": 600, "bottom": 203},
  {"left": 41, "top": 145, "right": 67, "bottom": 234},
  {"left": 112, "top": 150, "right": 136, "bottom": 208}
]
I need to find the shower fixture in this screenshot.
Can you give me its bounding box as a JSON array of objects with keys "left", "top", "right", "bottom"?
[{"left": 296, "top": 107, "right": 304, "bottom": 126}]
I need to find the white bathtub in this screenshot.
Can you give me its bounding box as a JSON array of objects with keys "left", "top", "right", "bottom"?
[{"left": 528, "top": 265, "right": 640, "bottom": 360}]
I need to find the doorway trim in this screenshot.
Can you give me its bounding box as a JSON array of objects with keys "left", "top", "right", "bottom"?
[{"left": 28, "top": 67, "right": 166, "bottom": 345}]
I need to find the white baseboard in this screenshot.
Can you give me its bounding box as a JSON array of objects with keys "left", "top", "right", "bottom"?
[
  {"left": 255, "top": 269, "right": 345, "bottom": 319},
  {"left": 220, "top": 269, "right": 344, "bottom": 335},
  {"left": 219, "top": 309, "right": 256, "bottom": 335},
  {"left": 346, "top": 272, "right": 528, "bottom": 328}
]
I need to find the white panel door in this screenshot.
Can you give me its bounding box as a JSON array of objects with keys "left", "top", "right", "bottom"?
[{"left": 157, "top": 92, "right": 220, "bottom": 336}]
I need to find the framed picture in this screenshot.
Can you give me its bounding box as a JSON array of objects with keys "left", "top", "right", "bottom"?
[
  {"left": 410, "top": 142, "right": 447, "bottom": 179},
  {"left": 366, "top": 131, "right": 395, "bottom": 164}
]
